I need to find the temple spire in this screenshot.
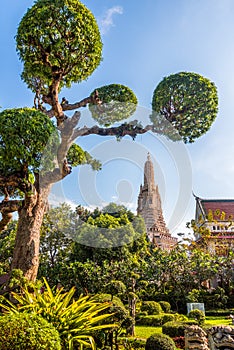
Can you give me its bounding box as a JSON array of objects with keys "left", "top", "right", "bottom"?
[
  {"left": 137, "top": 153, "right": 177, "bottom": 251},
  {"left": 144, "top": 153, "right": 155, "bottom": 191}
]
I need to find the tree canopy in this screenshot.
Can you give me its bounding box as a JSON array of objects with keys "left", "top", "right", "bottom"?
[
  {"left": 16, "top": 0, "right": 102, "bottom": 93},
  {"left": 89, "top": 84, "right": 138, "bottom": 126},
  {"left": 151, "top": 72, "right": 218, "bottom": 143}
]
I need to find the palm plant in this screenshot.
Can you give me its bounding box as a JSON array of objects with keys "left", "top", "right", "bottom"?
[{"left": 0, "top": 278, "right": 116, "bottom": 349}]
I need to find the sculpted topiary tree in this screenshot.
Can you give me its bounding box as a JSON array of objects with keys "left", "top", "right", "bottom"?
[
  {"left": 151, "top": 72, "right": 218, "bottom": 143},
  {"left": 0, "top": 0, "right": 219, "bottom": 281}
]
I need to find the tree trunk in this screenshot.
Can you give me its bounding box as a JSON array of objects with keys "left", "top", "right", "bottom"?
[
  {"left": 11, "top": 185, "right": 51, "bottom": 281},
  {"left": 129, "top": 278, "right": 136, "bottom": 336}
]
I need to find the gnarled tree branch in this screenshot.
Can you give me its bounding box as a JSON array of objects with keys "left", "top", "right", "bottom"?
[
  {"left": 61, "top": 90, "right": 101, "bottom": 111},
  {"left": 73, "top": 123, "right": 153, "bottom": 140},
  {"left": 0, "top": 200, "right": 22, "bottom": 232}
]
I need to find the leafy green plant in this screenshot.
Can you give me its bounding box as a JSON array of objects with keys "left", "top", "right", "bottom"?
[
  {"left": 159, "top": 301, "right": 171, "bottom": 313},
  {"left": 162, "top": 322, "right": 187, "bottom": 338},
  {"left": 151, "top": 71, "right": 218, "bottom": 143},
  {"left": 137, "top": 315, "right": 163, "bottom": 326},
  {"left": 161, "top": 313, "right": 176, "bottom": 324},
  {"left": 0, "top": 312, "right": 61, "bottom": 350},
  {"left": 188, "top": 309, "right": 205, "bottom": 326},
  {"left": 17, "top": 0, "right": 102, "bottom": 92},
  {"left": 0, "top": 278, "right": 116, "bottom": 350},
  {"left": 120, "top": 337, "right": 146, "bottom": 349},
  {"left": 141, "top": 301, "right": 162, "bottom": 315},
  {"left": 89, "top": 84, "right": 137, "bottom": 126},
  {"left": 145, "top": 333, "right": 176, "bottom": 350}
]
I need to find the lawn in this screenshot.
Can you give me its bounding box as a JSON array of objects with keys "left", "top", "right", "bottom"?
[
  {"left": 135, "top": 325, "right": 162, "bottom": 339},
  {"left": 204, "top": 316, "right": 230, "bottom": 326}
]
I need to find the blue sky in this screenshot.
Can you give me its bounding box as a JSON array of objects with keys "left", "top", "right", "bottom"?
[{"left": 1, "top": 0, "right": 234, "bottom": 236}]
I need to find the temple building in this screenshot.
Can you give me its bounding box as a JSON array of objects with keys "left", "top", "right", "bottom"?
[
  {"left": 137, "top": 153, "right": 177, "bottom": 251},
  {"left": 194, "top": 195, "right": 234, "bottom": 256}
]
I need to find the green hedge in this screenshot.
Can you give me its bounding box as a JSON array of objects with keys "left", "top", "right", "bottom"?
[
  {"left": 137, "top": 314, "right": 177, "bottom": 326},
  {"left": 0, "top": 313, "right": 61, "bottom": 350},
  {"left": 205, "top": 309, "right": 234, "bottom": 316},
  {"left": 137, "top": 315, "right": 163, "bottom": 326}
]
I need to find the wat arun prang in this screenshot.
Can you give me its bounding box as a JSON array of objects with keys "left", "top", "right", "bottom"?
[{"left": 137, "top": 153, "right": 177, "bottom": 251}]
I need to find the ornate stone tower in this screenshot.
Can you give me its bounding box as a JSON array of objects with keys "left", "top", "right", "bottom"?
[{"left": 137, "top": 153, "right": 177, "bottom": 250}]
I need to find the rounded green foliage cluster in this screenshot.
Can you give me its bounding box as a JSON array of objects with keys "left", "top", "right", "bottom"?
[
  {"left": 137, "top": 315, "right": 163, "bottom": 326},
  {"left": 145, "top": 333, "right": 176, "bottom": 350},
  {"left": 89, "top": 84, "right": 138, "bottom": 126},
  {"left": 152, "top": 72, "right": 218, "bottom": 143},
  {"left": 137, "top": 314, "right": 176, "bottom": 326},
  {"left": 0, "top": 312, "right": 61, "bottom": 350},
  {"left": 0, "top": 108, "right": 56, "bottom": 176},
  {"left": 162, "top": 321, "right": 187, "bottom": 338},
  {"left": 188, "top": 308, "right": 205, "bottom": 325},
  {"left": 94, "top": 293, "right": 133, "bottom": 333},
  {"left": 141, "top": 300, "right": 162, "bottom": 315},
  {"left": 159, "top": 300, "right": 171, "bottom": 313},
  {"left": 66, "top": 143, "right": 101, "bottom": 170},
  {"left": 16, "top": 0, "right": 102, "bottom": 92},
  {"left": 120, "top": 337, "right": 146, "bottom": 349}
]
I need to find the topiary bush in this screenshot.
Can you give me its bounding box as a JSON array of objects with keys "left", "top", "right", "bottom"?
[
  {"left": 159, "top": 301, "right": 171, "bottom": 313},
  {"left": 0, "top": 312, "right": 61, "bottom": 350},
  {"left": 188, "top": 309, "right": 205, "bottom": 326},
  {"left": 173, "top": 313, "right": 188, "bottom": 322},
  {"left": 120, "top": 337, "right": 146, "bottom": 349},
  {"left": 161, "top": 313, "right": 176, "bottom": 324},
  {"left": 162, "top": 321, "right": 187, "bottom": 338},
  {"left": 145, "top": 333, "right": 176, "bottom": 350},
  {"left": 141, "top": 301, "right": 162, "bottom": 315},
  {"left": 137, "top": 315, "right": 163, "bottom": 326}
]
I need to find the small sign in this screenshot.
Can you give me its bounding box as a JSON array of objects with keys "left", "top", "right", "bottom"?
[{"left": 187, "top": 303, "right": 205, "bottom": 315}]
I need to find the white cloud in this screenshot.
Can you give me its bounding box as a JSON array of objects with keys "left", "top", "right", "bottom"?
[{"left": 99, "top": 6, "right": 123, "bottom": 35}]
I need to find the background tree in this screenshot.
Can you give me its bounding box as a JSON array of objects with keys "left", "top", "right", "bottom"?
[{"left": 0, "top": 0, "right": 218, "bottom": 281}]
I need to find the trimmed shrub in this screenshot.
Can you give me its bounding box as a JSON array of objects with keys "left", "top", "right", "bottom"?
[
  {"left": 161, "top": 313, "right": 176, "bottom": 324},
  {"left": 159, "top": 301, "right": 171, "bottom": 313},
  {"left": 136, "top": 311, "right": 148, "bottom": 317},
  {"left": 174, "top": 313, "right": 188, "bottom": 322},
  {"left": 162, "top": 321, "right": 187, "bottom": 338},
  {"left": 0, "top": 313, "right": 61, "bottom": 350},
  {"left": 188, "top": 309, "right": 205, "bottom": 325},
  {"left": 145, "top": 333, "right": 176, "bottom": 350},
  {"left": 162, "top": 321, "right": 198, "bottom": 338},
  {"left": 141, "top": 301, "right": 162, "bottom": 315},
  {"left": 205, "top": 309, "right": 234, "bottom": 316},
  {"left": 137, "top": 315, "right": 162, "bottom": 326},
  {"left": 120, "top": 337, "right": 146, "bottom": 349}
]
